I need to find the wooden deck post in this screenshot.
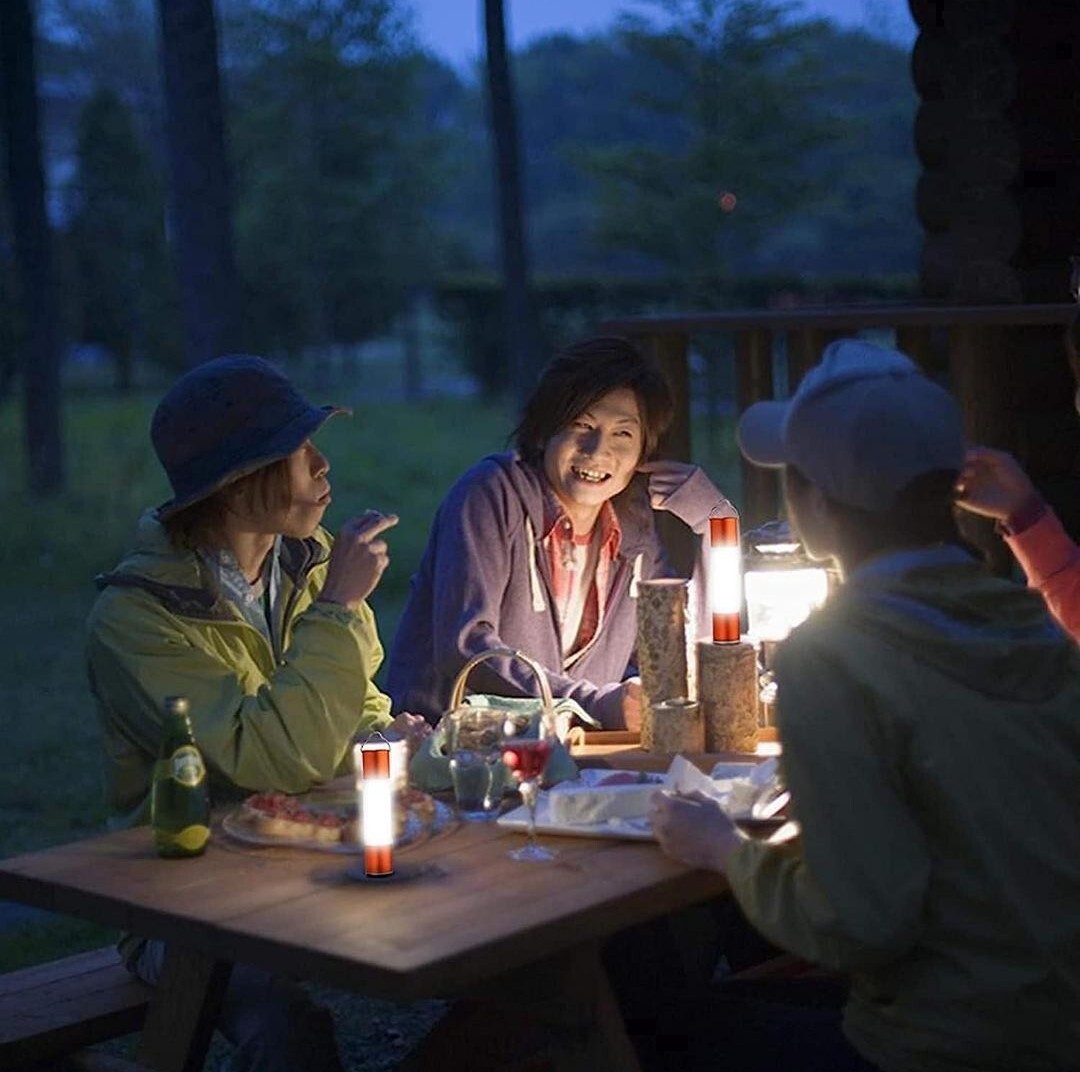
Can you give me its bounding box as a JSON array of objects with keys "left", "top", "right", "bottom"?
[
  {"left": 734, "top": 328, "right": 778, "bottom": 527},
  {"left": 632, "top": 331, "right": 695, "bottom": 577}
]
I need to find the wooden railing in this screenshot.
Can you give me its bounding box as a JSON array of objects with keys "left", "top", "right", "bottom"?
[{"left": 599, "top": 303, "right": 1078, "bottom": 538}]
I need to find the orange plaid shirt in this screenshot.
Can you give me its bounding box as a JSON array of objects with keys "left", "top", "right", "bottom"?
[{"left": 542, "top": 498, "right": 622, "bottom": 664}]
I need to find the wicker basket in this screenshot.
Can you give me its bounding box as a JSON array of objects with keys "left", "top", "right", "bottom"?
[{"left": 446, "top": 647, "right": 564, "bottom": 740}]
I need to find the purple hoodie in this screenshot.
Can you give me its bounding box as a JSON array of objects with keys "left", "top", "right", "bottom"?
[{"left": 387, "top": 452, "right": 732, "bottom": 727}]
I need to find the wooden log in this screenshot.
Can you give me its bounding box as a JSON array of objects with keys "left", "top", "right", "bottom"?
[
  {"left": 950, "top": 260, "right": 1023, "bottom": 305},
  {"left": 907, "top": 0, "right": 944, "bottom": 31},
  {"left": 642, "top": 699, "right": 705, "bottom": 754},
  {"left": 915, "top": 169, "right": 953, "bottom": 231},
  {"left": 942, "top": 40, "right": 1016, "bottom": 115},
  {"left": 636, "top": 579, "right": 693, "bottom": 709},
  {"left": 920, "top": 231, "right": 955, "bottom": 297},
  {"left": 698, "top": 640, "right": 759, "bottom": 754},
  {"left": 942, "top": 0, "right": 1014, "bottom": 39},
  {"left": 947, "top": 119, "right": 1020, "bottom": 185},
  {"left": 913, "top": 101, "right": 954, "bottom": 170},
  {"left": 911, "top": 30, "right": 950, "bottom": 101}
]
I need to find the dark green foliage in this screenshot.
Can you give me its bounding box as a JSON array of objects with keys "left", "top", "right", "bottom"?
[
  {"left": 225, "top": 0, "right": 450, "bottom": 354},
  {"left": 68, "top": 87, "right": 180, "bottom": 385}
]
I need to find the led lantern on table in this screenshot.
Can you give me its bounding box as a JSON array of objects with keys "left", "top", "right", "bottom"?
[
  {"left": 708, "top": 515, "right": 742, "bottom": 642},
  {"left": 743, "top": 525, "right": 829, "bottom": 644},
  {"left": 355, "top": 734, "right": 394, "bottom": 877},
  {"left": 698, "top": 513, "right": 759, "bottom": 752}
]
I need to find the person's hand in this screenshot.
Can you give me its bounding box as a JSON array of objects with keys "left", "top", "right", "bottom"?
[
  {"left": 319, "top": 511, "right": 399, "bottom": 610},
  {"left": 636, "top": 460, "right": 699, "bottom": 511},
  {"left": 651, "top": 790, "right": 741, "bottom": 873},
  {"left": 618, "top": 678, "right": 642, "bottom": 732},
  {"left": 388, "top": 711, "right": 432, "bottom": 755},
  {"left": 954, "top": 448, "right": 1038, "bottom": 524}
]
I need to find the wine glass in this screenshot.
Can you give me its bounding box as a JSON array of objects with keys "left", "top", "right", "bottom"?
[{"left": 499, "top": 711, "right": 557, "bottom": 862}]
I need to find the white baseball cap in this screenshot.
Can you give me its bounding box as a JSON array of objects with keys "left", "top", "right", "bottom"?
[{"left": 737, "top": 339, "right": 965, "bottom": 512}]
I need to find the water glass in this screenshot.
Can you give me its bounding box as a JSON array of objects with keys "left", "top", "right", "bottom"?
[{"left": 447, "top": 708, "right": 507, "bottom": 821}]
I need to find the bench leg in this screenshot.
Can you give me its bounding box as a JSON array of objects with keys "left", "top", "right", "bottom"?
[{"left": 134, "top": 946, "right": 230, "bottom": 1072}]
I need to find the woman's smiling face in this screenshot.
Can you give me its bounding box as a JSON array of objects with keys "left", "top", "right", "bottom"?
[{"left": 542, "top": 387, "right": 643, "bottom": 528}]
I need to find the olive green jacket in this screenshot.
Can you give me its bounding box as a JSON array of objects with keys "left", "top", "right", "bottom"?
[
  {"left": 87, "top": 512, "right": 392, "bottom": 827},
  {"left": 726, "top": 547, "right": 1080, "bottom": 1072}
]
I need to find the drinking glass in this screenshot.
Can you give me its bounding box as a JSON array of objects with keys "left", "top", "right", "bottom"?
[
  {"left": 447, "top": 708, "right": 506, "bottom": 821},
  {"left": 499, "top": 711, "right": 557, "bottom": 861}
]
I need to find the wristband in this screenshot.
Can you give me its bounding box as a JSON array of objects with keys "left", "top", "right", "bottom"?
[{"left": 1000, "top": 495, "right": 1047, "bottom": 537}]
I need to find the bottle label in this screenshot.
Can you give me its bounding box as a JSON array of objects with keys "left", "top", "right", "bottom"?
[{"left": 170, "top": 745, "right": 206, "bottom": 788}]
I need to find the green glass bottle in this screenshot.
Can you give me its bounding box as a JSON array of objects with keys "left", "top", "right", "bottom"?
[{"left": 150, "top": 696, "right": 211, "bottom": 858}]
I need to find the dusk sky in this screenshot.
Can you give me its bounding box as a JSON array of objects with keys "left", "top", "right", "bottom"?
[{"left": 407, "top": 0, "right": 917, "bottom": 68}]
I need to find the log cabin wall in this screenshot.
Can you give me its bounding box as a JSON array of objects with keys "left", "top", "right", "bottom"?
[{"left": 911, "top": 0, "right": 1080, "bottom": 541}]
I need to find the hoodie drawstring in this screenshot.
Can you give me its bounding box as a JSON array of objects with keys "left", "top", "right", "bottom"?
[
  {"left": 525, "top": 518, "right": 546, "bottom": 612},
  {"left": 630, "top": 552, "right": 643, "bottom": 599}
]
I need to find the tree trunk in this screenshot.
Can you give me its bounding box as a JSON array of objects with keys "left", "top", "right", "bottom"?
[
  {"left": 0, "top": 0, "right": 64, "bottom": 494},
  {"left": 156, "top": 0, "right": 241, "bottom": 367},
  {"left": 483, "top": 0, "right": 537, "bottom": 402}
]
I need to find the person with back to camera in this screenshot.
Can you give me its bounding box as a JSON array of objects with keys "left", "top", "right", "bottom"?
[
  {"left": 86, "top": 354, "right": 428, "bottom": 1072},
  {"left": 386, "top": 335, "right": 737, "bottom": 729},
  {"left": 651, "top": 339, "right": 1080, "bottom": 1072},
  {"left": 955, "top": 309, "right": 1080, "bottom": 640}
]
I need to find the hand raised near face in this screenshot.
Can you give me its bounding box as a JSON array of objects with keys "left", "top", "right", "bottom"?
[
  {"left": 636, "top": 460, "right": 700, "bottom": 511},
  {"left": 954, "top": 448, "right": 1038, "bottom": 524},
  {"left": 319, "top": 511, "right": 399, "bottom": 610}
]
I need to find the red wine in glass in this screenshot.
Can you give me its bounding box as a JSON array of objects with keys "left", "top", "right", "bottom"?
[
  {"left": 500, "top": 732, "right": 556, "bottom": 862},
  {"left": 501, "top": 738, "right": 552, "bottom": 781}
]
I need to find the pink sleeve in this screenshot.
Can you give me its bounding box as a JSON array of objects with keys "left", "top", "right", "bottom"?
[{"left": 1006, "top": 508, "right": 1080, "bottom": 642}]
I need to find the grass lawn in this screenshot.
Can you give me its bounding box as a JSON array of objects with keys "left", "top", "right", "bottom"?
[{"left": 0, "top": 381, "right": 737, "bottom": 1066}]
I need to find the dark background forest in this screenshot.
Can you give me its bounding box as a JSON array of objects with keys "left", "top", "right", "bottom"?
[{"left": 1, "top": 0, "right": 919, "bottom": 404}]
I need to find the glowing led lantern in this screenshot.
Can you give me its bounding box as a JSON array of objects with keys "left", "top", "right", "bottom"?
[
  {"left": 356, "top": 735, "right": 394, "bottom": 877},
  {"left": 708, "top": 515, "right": 742, "bottom": 643},
  {"left": 743, "top": 527, "right": 829, "bottom": 643}
]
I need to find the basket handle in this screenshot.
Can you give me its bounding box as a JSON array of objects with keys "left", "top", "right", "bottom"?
[{"left": 447, "top": 647, "right": 556, "bottom": 728}]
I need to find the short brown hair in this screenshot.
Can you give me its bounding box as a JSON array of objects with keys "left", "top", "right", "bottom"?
[
  {"left": 785, "top": 464, "right": 961, "bottom": 559},
  {"left": 513, "top": 337, "right": 674, "bottom": 467},
  {"left": 163, "top": 458, "right": 293, "bottom": 551}
]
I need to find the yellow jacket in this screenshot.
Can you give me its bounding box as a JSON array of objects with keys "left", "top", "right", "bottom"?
[{"left": 86, "top": 512, "right": 391, "bottom": 826}]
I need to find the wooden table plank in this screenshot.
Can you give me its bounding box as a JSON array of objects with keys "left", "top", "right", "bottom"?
[
  {"left": 0, "top": 747, "right": 736, "bottom": 1071},
  {"left": 0, "top": 820, "right": 726, "bottom": 1002}
]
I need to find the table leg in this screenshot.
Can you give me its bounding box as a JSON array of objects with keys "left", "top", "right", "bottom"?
[
  {"left": 399, "top": 942, "right": 641, "bottom": 1072},
  {"left": 134, "top": 945, "right": 231, "bottom": 1072}
]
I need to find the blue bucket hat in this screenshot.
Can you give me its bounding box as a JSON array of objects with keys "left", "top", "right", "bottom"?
[{"left": 151, "top": 355, "right": 348, "bottom": 520}]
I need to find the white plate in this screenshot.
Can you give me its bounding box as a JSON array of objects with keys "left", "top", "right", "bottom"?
[
  {"left": 497, "top": 795, "right": 655, "bottom": 842},
  {"left": 497, "top": 768, "right": 796, "bottom": 844}
]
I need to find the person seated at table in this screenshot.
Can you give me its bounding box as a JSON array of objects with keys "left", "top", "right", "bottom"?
[
  {"left": 87, "top": 354, "right": 427, "bottom": 1072},
  {"left": 652, "top": 339, "right": 1080, "bottom": 1072},
  {"left": 955, "top": 309, "right": 1080, "bottom": 641},
  {"left": 387, "top": 335, "right": 736, "bottom": 729}
]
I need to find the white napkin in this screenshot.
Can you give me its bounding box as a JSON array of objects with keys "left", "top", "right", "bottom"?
[{"left": 665, "top": 755, "right": 782, "bottom": 819}]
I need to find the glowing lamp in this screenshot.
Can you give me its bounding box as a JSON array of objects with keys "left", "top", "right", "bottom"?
[
  {"left": 743, "top": 526, "right": 829, "bottom": 643},
  {"left": 708, "top": 515, "right": 742, "bottom": 643},
  {"left": 356, "top": 735, "right": 394, "bottom": 877}
]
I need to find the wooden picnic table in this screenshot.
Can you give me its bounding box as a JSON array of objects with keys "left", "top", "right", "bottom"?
[{"left": 0, "top": 744, "right": 741, "bottom": 1072}]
